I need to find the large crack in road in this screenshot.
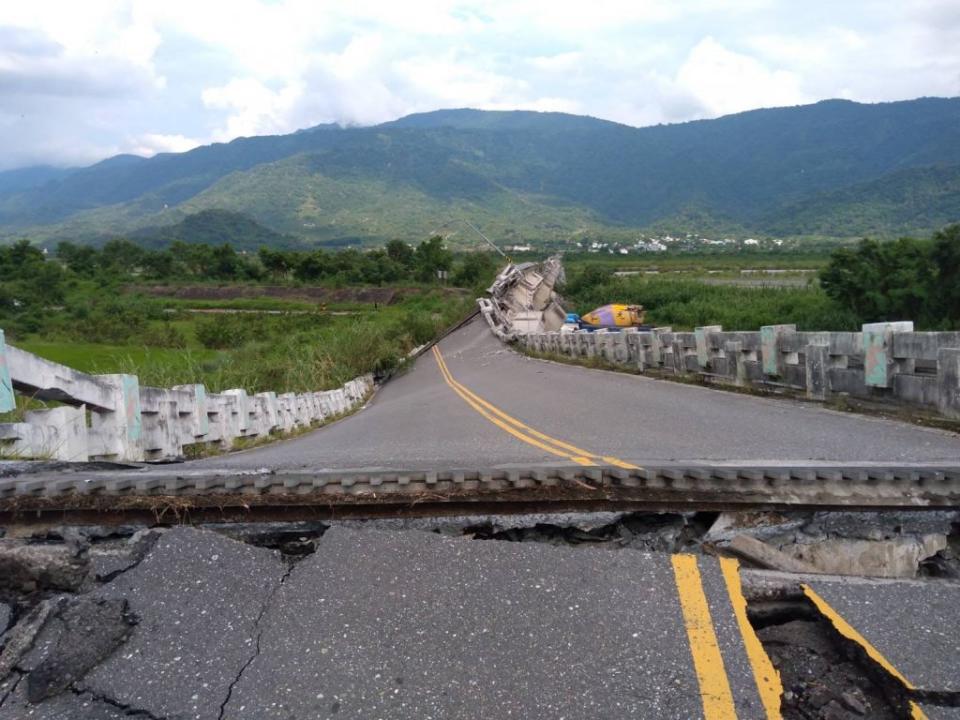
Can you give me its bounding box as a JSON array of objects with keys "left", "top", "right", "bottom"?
[{"left": 0, "top": 513, "right": 958, "bottom": 719}]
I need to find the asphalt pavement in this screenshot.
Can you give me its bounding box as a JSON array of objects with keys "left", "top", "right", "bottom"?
[
  {"left": 196, "top": 317, "right": 960, "bottom": 471},
  {"left": 0, "top": 527, "right": 778, "bottom": 720},
  {"left": 3, "top": 527, "right": 958, "bottom": 719}
]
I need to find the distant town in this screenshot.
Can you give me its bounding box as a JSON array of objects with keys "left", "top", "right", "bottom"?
[{"left": 506, "top": 233, "right": 789, "bottom": 255}]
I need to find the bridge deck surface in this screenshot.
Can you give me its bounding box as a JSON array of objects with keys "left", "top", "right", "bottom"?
[{"left": 196, "top": 317, "right": 960, "bottom": 471}]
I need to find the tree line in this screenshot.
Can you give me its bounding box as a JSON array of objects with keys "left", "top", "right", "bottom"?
[
  {"left": 820, "top": 224, "right": 960, "bottom": 328},
  {"left": 53, "top": 236, "right": 495, "bottom": 286},
  {"left": 0, "top": 236, "right": 498, "bottom": 340}
]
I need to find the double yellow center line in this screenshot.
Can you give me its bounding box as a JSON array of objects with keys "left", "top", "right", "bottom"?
[
  {"left": 437, "top": 343, "right": 925, "bottom": 720},
  {"left": 432, "top": 345, "right": 637, "bottom": 469}
]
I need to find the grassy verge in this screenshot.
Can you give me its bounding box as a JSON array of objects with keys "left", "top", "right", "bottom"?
[{"left": 13, "top": 290, "right": 475, "bottom": 394}]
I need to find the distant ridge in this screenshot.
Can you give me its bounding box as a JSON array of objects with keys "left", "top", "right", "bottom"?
[{"left": 1, "top": 97, "right": 958, "bottom": 245}]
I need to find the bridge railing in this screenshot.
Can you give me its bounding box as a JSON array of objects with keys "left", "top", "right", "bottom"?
[
  {"left": 0, "top": 329, "right": 373, "bottom": 462},
  {"left": 517, "top": 322, "right": 960, "bottom": 419}
]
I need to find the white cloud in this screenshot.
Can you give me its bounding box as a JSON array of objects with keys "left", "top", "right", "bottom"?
[
  {"left": 202, "top": 77, "right": 304, "bottom": 140},
  {"left": 131, "top": 133, "right": 202, "bottom": 156},
  {"left": 0, "top": 0, "right": 957, "bottom": 170},
  {"left": 674, "top": 36, "right": 807, "bottom": 116}
]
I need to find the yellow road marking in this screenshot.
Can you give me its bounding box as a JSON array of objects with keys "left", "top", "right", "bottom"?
[
  {"left": 720, "top": 557, "right": 782, "bottom": 719},
  {"left": 672, "top": 554, "right": 738, "bottom": 720},
  {"left": 432, "top": 347, "right": 593, "bottom": 465},
  {"left": 801, "top": 585, "right": 929, "bottom": 720},
  {"left": 432, "top": 346, "right": 639, "bottom": 469},
  {"left": 434, "top": 347, "right": 598, "bottom": 459}
]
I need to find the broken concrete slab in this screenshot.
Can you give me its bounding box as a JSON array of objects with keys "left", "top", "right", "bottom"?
[
  {"left": 18, "top": 596, "right": 134, "bottom": 703},
  {"left": 0, "top": 677, "right": 20, "bottom": 717},
  {"left": 0, "top": 542, "right": 88, "bottom": 594},
  {"left": 705, "top": 511, "right": 807, "bottom": 544},
  {"left": 224, "top": 527, "right": 724, "bottom": 719},
  {"left": 0, "top": 681, "right": 132, "bottom": 719},
  {"left": 801, "top": 511, "right": 959, "bottom": 542},
  {"left": 0, "top": 602, "right": 53, "bottom": 684},
  {"left": 0, "top": 605, "right": 9, "bottom": 637},
  {"left": 75, "top": 527, "right": 287, "bottom": 720},
  {"left": 804, "top": 578, "right": 960, "bottom": 695},
  {"left": 783, "top": 535, "right": 947, "bottom": 578},
  {"left": 729, "top": 534, "right": 822, "bottom": 574}
]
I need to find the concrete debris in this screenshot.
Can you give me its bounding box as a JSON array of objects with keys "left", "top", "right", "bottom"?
[
  {"left": 781, "top": 535, "right": 948, "bottom": 579},
  {"left": 757, "top": 618, "right": 903, "bottom": 720},
  {"left": 18, "top": 596, "right": 135, "bottom": 702},
  {"left": 0, "top": 605, "right": 9, "bottom": 638},
  {"left": 710, "top": 510, "right": 959, "bottom": 579},
  {"left": 706, "top": 511, "right": 808, "bottom": 544},
  {"left": 0, "top": 672, "right": 22, "bottom": 712},
  {"left": 802, "top": 511, "right": 958, "bottom": 542},
  {"left": 729, "top": 535, "right": 822, "bottom": 574},
  {"left": 0, "top": 601, "right": 53, "bottom": 683},
  {"left": 333, "top": 511, "right": 637, "bottom": 536},
  {"left": 468, "top": 512, "right": 706, "bottom": 552},
  {"left": 0, "top": 542, "right": 88, "bottom": 595}
]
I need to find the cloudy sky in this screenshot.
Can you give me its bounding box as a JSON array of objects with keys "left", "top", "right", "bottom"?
[{"left": 1, "top": 0, "right": 958, "bottom": 170}]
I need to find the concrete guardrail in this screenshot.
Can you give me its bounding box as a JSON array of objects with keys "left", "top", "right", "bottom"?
[
  {"left": 477, "top": 259, "right": 960, "bottom": 420},
  {"left": 0, "top": 329, "right": 373, "bottom": 462},
  {"left": 516, "top": 322, "right": 960, "bottom": 419}
]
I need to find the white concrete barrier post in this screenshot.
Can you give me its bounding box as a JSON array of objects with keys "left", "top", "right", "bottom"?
[
  {"left": 223, "top": 389, "right": 251, "bottom": 436},
  {"left": 0, "top": 330, "right": 14, "bottom": 413},
  {"left": 694, "top": 326, "right": 722, "bottom": 370},
  {"left": 89, "top": 374, "right": 143, "bottom": 461},
  {"left": 805, "top": 344, "right": 830, "bottom": 400},
  {"left": 3, "top": 406, "right": 88, "bottom": 461},
  {"left": 172, "top": 384, "right": 209, "bottom": 443},
  {"left": 863, "top": 321, "right": 914, "bottom": 388},
  {"left": 760, "top": 324, "right": 797, "bottom": 377},
  {"left": 938, "top": 348, "right": 960, "bottom": 419},
  {"left": 255, "top": 391, "right": 279, "bottom": 435}
]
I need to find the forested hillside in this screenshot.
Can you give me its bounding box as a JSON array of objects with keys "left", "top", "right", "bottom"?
[{"left": 1, "top": 97, "right": 958, "bottom": 245}]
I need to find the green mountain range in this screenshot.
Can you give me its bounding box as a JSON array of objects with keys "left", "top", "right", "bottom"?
[{"left": 1, "top": 97, "right": 958, "bottom": 246}]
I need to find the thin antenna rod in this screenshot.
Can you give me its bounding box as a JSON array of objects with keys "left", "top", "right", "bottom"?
[{"left": 464, "top": 219, "right": 508, "bottom": 259}]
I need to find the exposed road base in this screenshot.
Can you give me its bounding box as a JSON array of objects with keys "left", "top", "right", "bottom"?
[{"left": 2, "top": 463, "right": 959, "bottom": 524}]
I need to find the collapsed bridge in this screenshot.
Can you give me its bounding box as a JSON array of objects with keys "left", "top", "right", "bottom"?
[{"left": 2, "top": 258, "right": 960, "bottom": 719}]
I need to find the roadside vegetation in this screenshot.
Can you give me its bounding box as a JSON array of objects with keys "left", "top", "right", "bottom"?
[
  {"left": 0, "top": 237, "right": 490, "bottom": 395},
  {"left": 820, "top": 224, "right": 960, "bottom": 328},
  {"left": 560, "top": 225, "right": 960, "bottom": 331},
  {"left": 3, "top": 224, "right": 957, "bottom": 399}
]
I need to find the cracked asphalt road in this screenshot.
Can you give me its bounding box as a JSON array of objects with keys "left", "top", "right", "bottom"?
[
  {"left": 3, "top": 526, "right": 960, "bottom": 719},
  {"left": 0, "top": 527, "right": 772, "bottom": 720},
  {"left": 195, "top": 317, "right": 960, "bottom": 472}
]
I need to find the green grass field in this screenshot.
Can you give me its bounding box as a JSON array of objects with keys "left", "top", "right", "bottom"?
[
  {"left": 12, "top": 289, "right": 474, "bottom": 394},
  {"left": 560, "top": 251, "right": 831, "bottom": 273},
  {"left": 18, "top": 340, "right": 225, "bottom": 385}
]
